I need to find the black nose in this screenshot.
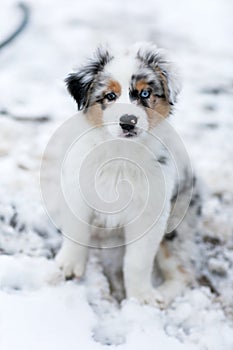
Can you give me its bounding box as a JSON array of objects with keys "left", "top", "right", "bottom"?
[{"left": 119, "top": 114, "right": 137, "bottom": 131}]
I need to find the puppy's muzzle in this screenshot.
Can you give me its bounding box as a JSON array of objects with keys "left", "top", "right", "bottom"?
[{"left": 120, "top": 114, "right": 137, "bottom": 131}]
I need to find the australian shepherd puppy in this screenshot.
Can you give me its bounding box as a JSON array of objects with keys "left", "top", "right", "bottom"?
[{"left": 55, "top": 43, "right": 202, "bottom": 307}]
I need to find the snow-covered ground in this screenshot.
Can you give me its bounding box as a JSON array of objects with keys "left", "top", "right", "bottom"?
[{"left": 0, "top": 0, "right": 233, "bottom": 349}]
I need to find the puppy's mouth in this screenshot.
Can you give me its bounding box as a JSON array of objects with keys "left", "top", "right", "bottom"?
[
  {"left": 120, "top": 128, "right": 139, "bottom": 138},
  {"left": 122, "top": 129, "right": 138, "bottom": 138}
]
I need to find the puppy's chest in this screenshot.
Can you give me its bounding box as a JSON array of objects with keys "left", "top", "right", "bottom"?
[
  {"left": 92, "top": 156, "right": 169, "bottom": 227},
  {"left": 98, "top": 162, "right": 143, "bottom": 199}
]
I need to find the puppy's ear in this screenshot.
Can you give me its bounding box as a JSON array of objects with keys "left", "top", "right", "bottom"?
[
  {"left": 65, "top": 46, "right": 113, "bottom": 110},
  {"left": 137, "top": 43, "right": 181, "bottom": 105},
  {"left": 157, "top": 59, "right": 181, "bottom": 105},
  {"left": 65, "top": 72, "right": 92, "bottom": 110}
]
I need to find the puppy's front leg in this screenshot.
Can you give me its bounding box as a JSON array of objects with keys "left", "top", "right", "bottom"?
[
  {"left": 56, "top": 237, "right": 89, "bottom": 279},
  {"left": 123, "top": 215, "right": 169, "bottom": 307},
  {"left": 56, "top": 214, "right": 90, "bottom": 279}
]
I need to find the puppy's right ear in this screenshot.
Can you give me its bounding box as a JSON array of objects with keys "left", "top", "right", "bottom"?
[
  {"left": 65, "top": 72, "right": 92, "bottom": 111},
  {"left": 65, "top": 46, "right": 113, "bottom": 111}
]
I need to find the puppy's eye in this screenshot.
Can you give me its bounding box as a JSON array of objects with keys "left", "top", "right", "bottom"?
[
  {"left": 140, "top": 90, "right": 151, "bottom": 99},
  {"left": 105, "top": 92, "right": 117, "bottom": 101}
]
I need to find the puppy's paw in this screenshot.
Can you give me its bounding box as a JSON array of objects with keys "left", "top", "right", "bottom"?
[
  {"left": 156, "top": 280, "right": 187, "bottom": 305},
  {"left": 55, "top": 249, "right": 85, "bottom": 279},
  {"left": 128, "top": 289, "right": 166, "bottom": 309}
]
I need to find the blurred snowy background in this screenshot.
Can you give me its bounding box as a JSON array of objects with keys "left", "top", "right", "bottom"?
[{"left": 0, "top": 0, "right": 233, "bottom": 349}]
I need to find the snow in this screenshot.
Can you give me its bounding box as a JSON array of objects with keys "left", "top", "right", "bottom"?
[{"left": 0, "top": 0, "right": 233, "bottom": 349}]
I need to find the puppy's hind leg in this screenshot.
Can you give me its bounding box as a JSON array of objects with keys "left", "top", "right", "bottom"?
[
  {"left": 156, "top": 179, "right": 203, "bottom": 304},
  {"left": 156, "top": 233, "right": 195, "bottom": 305}
]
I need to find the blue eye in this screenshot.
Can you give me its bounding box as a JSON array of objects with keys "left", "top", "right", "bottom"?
[
  {"left": 105, "top": 92, "right": 117, "bottom": 101},
  {"left": 140, "top": 90, "right": 151, "bottom": 99}
]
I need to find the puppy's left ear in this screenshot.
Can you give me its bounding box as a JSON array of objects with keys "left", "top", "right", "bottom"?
[
  {"left": 158, "top": 58, "right": 181, "bottom": 105},
  {"left": 137, "top": 43, "right": 181, "bottom": 105}
]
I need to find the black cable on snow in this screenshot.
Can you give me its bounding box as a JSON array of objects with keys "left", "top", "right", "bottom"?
[{"left": 0, "top": 3, "right": 30, "bottom": 51}]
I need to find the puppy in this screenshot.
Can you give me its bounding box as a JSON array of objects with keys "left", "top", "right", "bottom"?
[{"left": 56, "top": 43, "right": 201, "bottom": 307}]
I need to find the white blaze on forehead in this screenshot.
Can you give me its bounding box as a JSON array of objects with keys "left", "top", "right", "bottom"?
[
  {"left": 104, "top": 103, "right": 146, "bottom": 120},
  {"left": 105, "top": 51, "right": 138, "bottom": 103}
]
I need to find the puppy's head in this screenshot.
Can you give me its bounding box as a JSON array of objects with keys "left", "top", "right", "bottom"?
[{"left": 65, "top": 43, "right": 181, "bottom": 138}]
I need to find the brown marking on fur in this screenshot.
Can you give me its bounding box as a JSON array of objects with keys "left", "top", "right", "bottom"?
[
  {"left": 107, "top": 80, "right": 121, "bottom": 95},
  {"left": 135, "top": 80, "right": 148, "bottom": 92},
  {"left": 160, "top": 242, "right": 171, "bottom": 258},
  {"left": 155, "top": 98, "right": 171, "bottom": 117},
  {"left": 146, "top": 98, "right": 171, "bottom": 129},
  {"left": 85, "top": 103, "right": 103, "bottom": 127},
  {"left": 178, "top": 265, "right": 188, "bottom": 275}
]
